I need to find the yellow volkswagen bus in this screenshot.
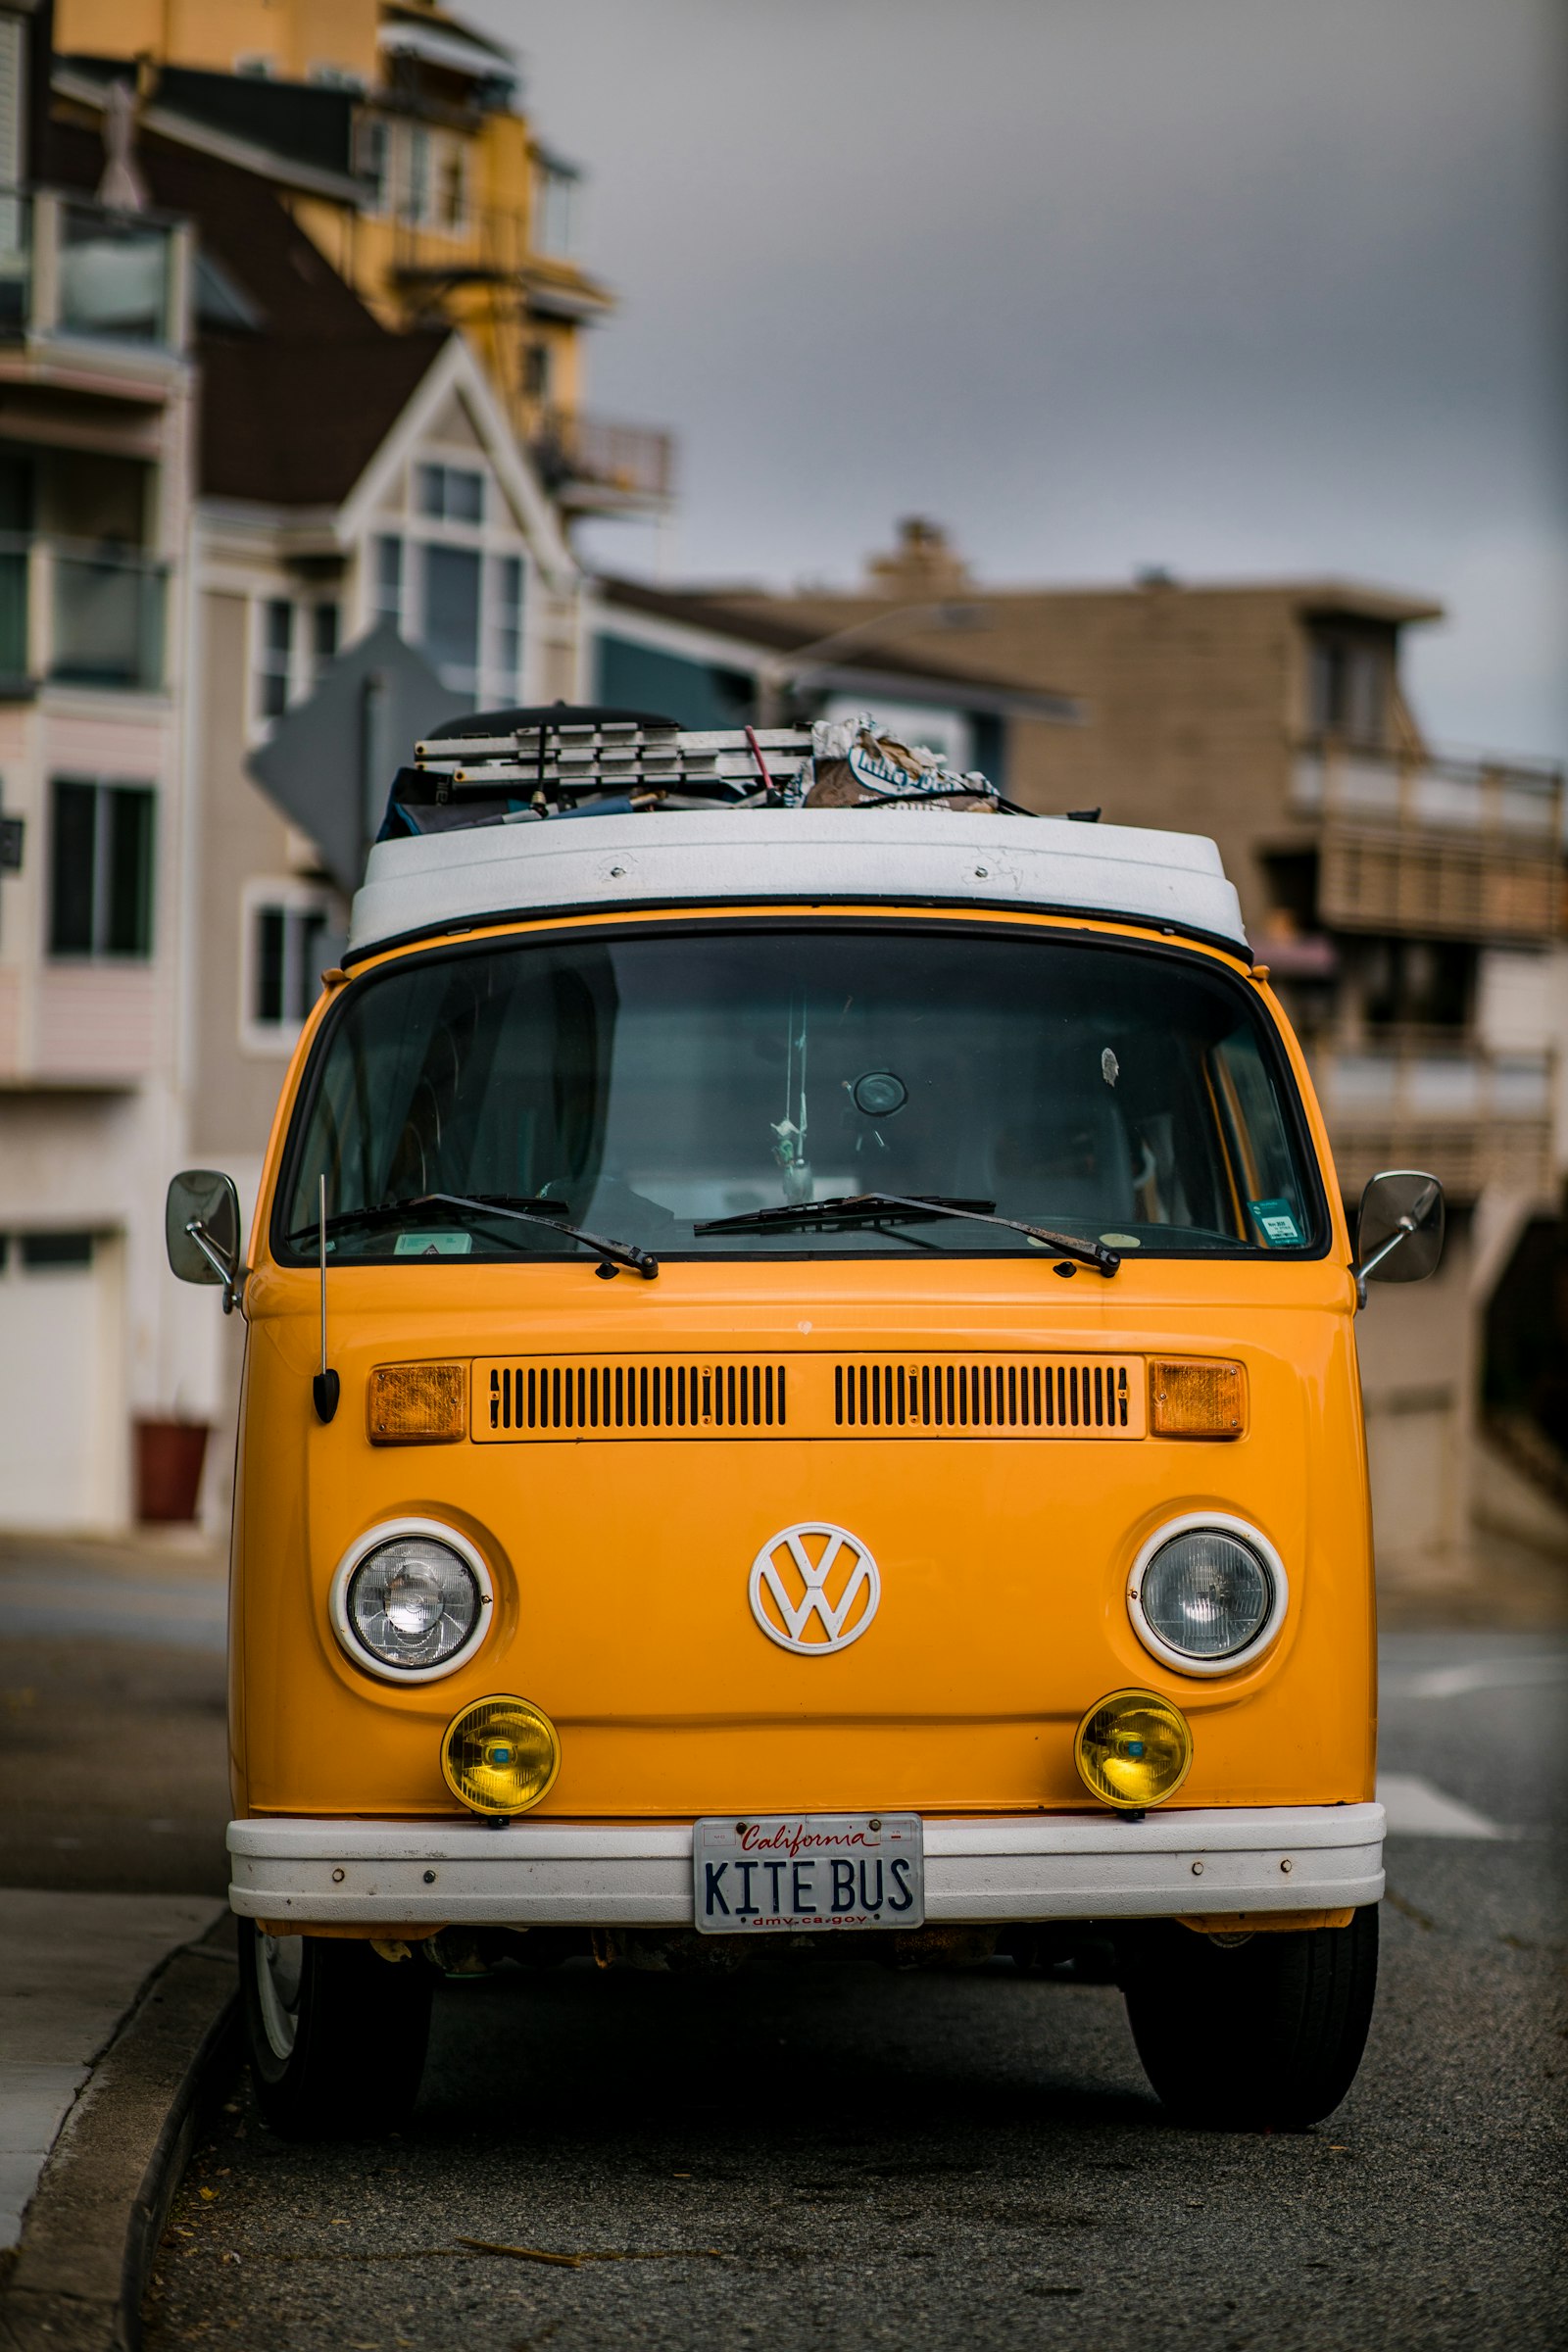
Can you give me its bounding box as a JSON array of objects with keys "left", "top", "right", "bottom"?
[{"left": 167, "top": 711, "right": 1444, "bottom": 2136}]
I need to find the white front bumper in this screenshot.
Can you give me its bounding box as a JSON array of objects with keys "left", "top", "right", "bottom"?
[{"left": 229, "top": 1804, "right": 1385, "bottom": 1928}]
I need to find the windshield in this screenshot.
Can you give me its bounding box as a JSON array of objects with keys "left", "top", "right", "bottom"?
[{"left": 276, "top": 925, "right": 1325, "bottom": 1264}]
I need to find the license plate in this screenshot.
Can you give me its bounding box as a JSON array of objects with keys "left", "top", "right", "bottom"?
[{"left": 693, "top": 1814, "right": 924, "bottom": 1934}]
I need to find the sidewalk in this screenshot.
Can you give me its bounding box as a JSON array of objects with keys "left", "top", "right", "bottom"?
[{"left": 0, "top": 1892, "right": 222, "bottom": 2253}]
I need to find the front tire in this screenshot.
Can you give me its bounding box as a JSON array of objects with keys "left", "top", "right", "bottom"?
[
  {"left": 239, "top": 1924, "right": 432, "bottom": 2137},
  {"left": 1121, "top": 1906, "right": 1378, "bottom": 2130}
]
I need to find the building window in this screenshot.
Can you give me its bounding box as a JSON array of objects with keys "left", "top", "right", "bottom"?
[
  {"left": 373, "top": 535, "right": 403, "bottom": 625},
  {"left": 252, "top": 899, "right": 330, "bottom": 1031},
  {"left": 417, "top": 464, "right": 484, "bottom": 525},
  {"left": 493, "top": 555, "right": 523, "bottom": 694},
  {"left": 49, "top": 778, "right": 155, "bottom": 958},
  {"left": 402, "top": 125, "right": 431, "bottom": 226},
  {"left": 533, "top": 159, "right": 579, "bottom": 257},
  {"left": 0, "top": 451, "right": 32, "bottom": 672},
  {"left": 381, "top": 461, "right": 528, "bottom": 704},
  {"left": 19, "top": 1230, "right": 94, "bottom": 1270},
  {"left": 522, "top": 340, "right": 552, "bottom": 402},
  {"left": 355, "top": 113, "right": 388, "bottom": 210},
  {"left": 311, "top": 602, "right": 340, "bottom": 679},
  {"left": 1308, "top": 631, "right": 1390, "bottom": 748},
  {"left": 437, "top": 136, "right": 468, "bottom": 234},
  {"left": 258, "top": 599, "right": 293, "bottom": 718},
  {"left": 420, "top": 544, "right": 481, "bottom": 694},
  {"left": 0, "top": 19, "right": 24, "bottom": 198}
]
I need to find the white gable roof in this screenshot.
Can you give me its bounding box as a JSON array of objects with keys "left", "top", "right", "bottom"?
[
  {"left": 337, "top": 335, "right": 578, "bottom": 594},
  {"left": 347, "top": 810, "right": 1249, "bottom": 960}
]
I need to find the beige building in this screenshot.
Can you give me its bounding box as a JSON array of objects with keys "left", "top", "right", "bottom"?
[
  {"left": 95, "top": 100, "right": 578, "bottom": 1532},
  {"left": 718, "top": 523, "right": 1566, "bottom": 1569},
  {"left": 0, "top": 11, "right": 585, "bottom": 1533},
  {"left": 0, "top": 0, "right": 201, "bottom": 1526}
]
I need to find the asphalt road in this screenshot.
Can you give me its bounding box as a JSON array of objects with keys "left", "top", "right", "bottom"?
[
  {"left": 122, "top": 1630, "right": 1560, "bottom": 2352},
  {"left": 4, "top": 1540, "right": 1562, "bottom": 2349}
]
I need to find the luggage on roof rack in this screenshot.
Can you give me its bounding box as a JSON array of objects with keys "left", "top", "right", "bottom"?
[{"left": 377, "top": 706, "right": 1012, "bottom": 841}]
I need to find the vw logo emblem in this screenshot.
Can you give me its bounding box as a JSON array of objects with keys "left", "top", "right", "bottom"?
[{"left": 749, "top": 1522, "right": 881, "bottom": 1655}]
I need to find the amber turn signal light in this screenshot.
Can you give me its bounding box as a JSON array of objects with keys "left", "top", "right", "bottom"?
[
  {"left": 1149, "top": 1357, "right": 1247, "bottom": 1439},
  {"left": 368, "top": 1362, "right": 466, "bottom": 1445}
]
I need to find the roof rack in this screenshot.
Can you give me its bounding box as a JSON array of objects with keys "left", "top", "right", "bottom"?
[
  {"left": 381, "top": 703, "right": 1026, "bottom": 838},
  {"left": 416, "top": 719, "right": 817, "bottom": 803}
]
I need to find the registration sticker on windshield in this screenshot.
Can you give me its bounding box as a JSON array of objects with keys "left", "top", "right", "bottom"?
[
  {"left": 1250, "top": 1198, "right": 1303, "bottom": 1246},
  {"left": 693, "top": 1814, "right": 923, "bottom": 1933},
  {"left": 392, "top": 1232, "right": 473, "bottom": 1257}
]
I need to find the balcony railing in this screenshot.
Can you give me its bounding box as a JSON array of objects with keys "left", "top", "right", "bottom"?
[
  {"left": 1293, "top": 740, "right": 1564, "bottom": 943},
  {"left": 1294, "top": 739, "right": 1562, "bottom": 835},
  {"left": 1312, "top": 1034, "right": 1556, "bottom": 1200},
  {"left": 0, "top": 533, "right": 170, "bottom": 692},
  {"left": 52, "top": 545, "right": 168, "bottom": 689},
  {"left": 0, "top": 188, "right": 187, "bottom": 351},
  {"left": 529, "top": 407, "right": 676, "bottom": 510}
]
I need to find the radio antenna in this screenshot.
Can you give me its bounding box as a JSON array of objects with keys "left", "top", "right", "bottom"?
[{"left": 312, "top": 1173, "right": 340, "bottom": 1423}]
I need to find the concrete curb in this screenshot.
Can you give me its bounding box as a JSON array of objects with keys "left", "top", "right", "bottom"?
[{"left": 0, "top": 1918, "right": 238, "bottom": 2352}]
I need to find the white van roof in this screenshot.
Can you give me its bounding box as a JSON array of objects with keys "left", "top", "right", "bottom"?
[{"left": 347, "top": 808, "right": 1249, "bottom": 960}]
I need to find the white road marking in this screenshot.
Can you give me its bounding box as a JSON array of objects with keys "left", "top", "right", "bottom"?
[
  {"left": 1376, "top": 1773, "right": 1512, "bottom": 1839},
  {"left": 1382, "top": 1656, "right": 1568, "bottom": 1701}
]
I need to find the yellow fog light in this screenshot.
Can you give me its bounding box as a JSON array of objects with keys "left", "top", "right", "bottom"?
[
  {"left": 368, "top": 1362, "right": 466, "bottom": 1445},
  {"left": 1149, "top": 1357, "right": 1247, "bottom": 1439},
  {"left": 441, "top": 1694, "right": 561, "bottom": 1816},
  {"left": 1074, "top": 1689, "right": 1193, "bottom": 1810}
]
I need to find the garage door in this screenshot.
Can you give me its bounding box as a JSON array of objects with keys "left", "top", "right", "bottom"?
[{"left": 0, "top": 1231, "right": 123, "bottom": 1530}]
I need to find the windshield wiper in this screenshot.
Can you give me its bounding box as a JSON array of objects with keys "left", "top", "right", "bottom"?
[
  {"left": 694, "top": 1193, "right": 1119, "bottom": 1276},
  {"left": 288, "top": 1191, "right": 659, "bottom": 1281}
]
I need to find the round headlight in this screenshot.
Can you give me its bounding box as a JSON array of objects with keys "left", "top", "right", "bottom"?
[
  {"left": 1075, "top": 1689, "right": 1193, "bottom": 1809},
  {"left": 342, "top": 1533, "right": 482, "bottom": 1675},
  {"left": 442, "top": 1694, "right": 561, "bottom": 1816},
  {"left": 1129, "top": 1518, "right": 1285, "bottom": 1672}
]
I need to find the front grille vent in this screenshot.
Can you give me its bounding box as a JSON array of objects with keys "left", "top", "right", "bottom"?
[
  {"left": 834, "top": 1358, "right": 1135, "bottom": 1434},
  {"left": 472, "top": 1353, "right": 1143, "bottom": 1442},
  {"left": 478, "top": 1357, "right": 787, "bottom": 1440}
]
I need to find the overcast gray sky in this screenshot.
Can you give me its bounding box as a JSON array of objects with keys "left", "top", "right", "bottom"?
[{"left": 471, "top": 0, "right": 1568, "bottom": 763}]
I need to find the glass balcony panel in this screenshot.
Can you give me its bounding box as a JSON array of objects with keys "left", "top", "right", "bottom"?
[
  {"left": 1405, "top": 1056, "right": 1481, "bottom": 1116},
  {"left": 531, "top": 408, "right": 676, "bottom": 505},
  {"left": 1325, "top": 1054, "right": 1388, "bottom": 1109},
  {"left": 1496, "top": 781, "right": 1557, "bottom": 834},
  {"left": 0, "top": 541, "right": 27, "bottom": 678},
  {"left": 0, "top": 189, "right": 30, "bottom": 334},
  {"left": 51, "top": 550, "right": 167, "bottom": 689},
  {"left": 1336, "top": 760, "right": 1400, "bottom": 817},
  {"left": 1411, "top": 770, "right": 1483, "bottom": 828},
  {"left": 1493, "top": 1057, "right": 1550, "bottom": 1115},
  {"left": 1321, "top": 1045, "right": 1552, "bottom": 1125},
  {"left": 1290, "top": 754, "right": 1325, "bottom": 810},
  {"left": 58, "top": 203, "right": 171, "bottom": 343}
]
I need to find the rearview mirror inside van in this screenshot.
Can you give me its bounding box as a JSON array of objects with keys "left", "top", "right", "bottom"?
[
  {"left": 1355, "top": 1169, "right": 1445, "bottom": 1288},
  {"left": 167, "top": 1169, "right": 243, "bottom": 1305}
]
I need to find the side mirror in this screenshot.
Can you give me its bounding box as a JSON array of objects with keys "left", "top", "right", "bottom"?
[
  {"left": 1354, "top": 1169, "right": 1444, "bottom": 1300},
  {"left": 166, "top": 1169, "right": 244, "bottom": 1312}
]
